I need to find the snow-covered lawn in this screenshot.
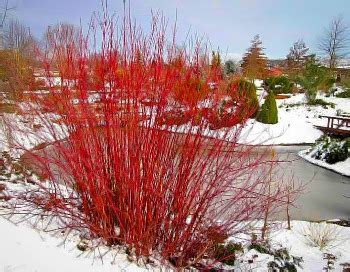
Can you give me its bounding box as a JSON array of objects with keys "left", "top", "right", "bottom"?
[
  {"left": 240, "top": 93, "right": 349, "bottom": 145},
  {"left": 166, "top": 93, "right": 349, "bottom": 145}
]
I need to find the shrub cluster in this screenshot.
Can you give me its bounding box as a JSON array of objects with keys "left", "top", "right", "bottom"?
[
  {"left": 311, "top": 136, "right": 349, "bottom": 164},
  {"left": 6, "top": 12, "right": 296, "bottom": 269},
  {"left": 264, "top": 76, "right": 293, "bottom": 94}
]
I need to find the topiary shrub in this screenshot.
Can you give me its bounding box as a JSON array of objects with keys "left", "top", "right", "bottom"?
[{"left": 256, "top": 92, "right": 278, "bottom": 124}]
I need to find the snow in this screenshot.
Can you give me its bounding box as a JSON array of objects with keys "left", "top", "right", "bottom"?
[
  {"left": 0, "top": 217, "right": 149, "bottom": 272},
  {"left": 233, "top": 221, "right": 350, "bottom": 271},
  {"left": 299, "top": 149, "right": 350, "bottom": 177},
  {"left": 1, "top": 211, "right": 350, "bottom": 272},
  {"left": 1, "top": 90, "right": 350, "bottom": 270},
  {"left": 240, "top": 93, "right": 350, "bottom": 145},
  {"left": 164, "top": 93, "right": 349, "bottom": 145}
]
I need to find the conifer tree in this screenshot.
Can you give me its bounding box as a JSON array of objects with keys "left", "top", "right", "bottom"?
[
  {"left": 257, "top": 91, "right": 278, "bottom": 124},
  {"left": 241, "top": 35, "right": 268, "bottom": 81}
]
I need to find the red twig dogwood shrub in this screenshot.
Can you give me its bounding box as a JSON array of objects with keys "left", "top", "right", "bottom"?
[{"left": 8, "top": 11, "right": 299, "bottom": 268}]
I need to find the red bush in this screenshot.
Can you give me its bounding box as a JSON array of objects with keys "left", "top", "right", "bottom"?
[{"left": 9, "top": 11, "right": 299, "bottom": 268}]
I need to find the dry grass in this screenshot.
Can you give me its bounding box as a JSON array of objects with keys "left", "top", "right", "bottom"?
[{"left": 300, "top": 222, "right": 344, "bottom": 250}]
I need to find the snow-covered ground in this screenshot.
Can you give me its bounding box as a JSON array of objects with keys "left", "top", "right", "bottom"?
[
  {"left": 0, "top": 217, "right": 151, "bottom": 272},
  {"left": 165, "top": 92, "right": 350, "bottom": 145},
  {"left": 237, "top": 221, "right": 350, "bottom": 271},
  {"left": 239, "top": 93, "right": 350, "bottom": 145},
  {"left": 1, "top": 213, "right": 350, "bottom": 271},
  {"left": 299, "top": 149, "right": 350, "bottom": 177}
]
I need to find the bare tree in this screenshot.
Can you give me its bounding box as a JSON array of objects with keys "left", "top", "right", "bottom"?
[
  {"left": 285, "top": 39, "right": 309, "bottom": 76},
  {"left": 0, "top": 0, "right": 15, "bottom": 49},
  {"left": 4, "top": 20, "right": 36, "bottom": 57},
  {"left": 43, "top": 23, "right": 82, "bottom": 75},
  {"left": 0, "top": 20, "right": 37, "bottom": 100},
  {"left": 319, "top": 15, "right": 349, "bottom": 69}
]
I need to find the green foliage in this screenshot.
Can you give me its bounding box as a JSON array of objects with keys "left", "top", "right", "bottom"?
[
  {"left": 214, "top": 242, "right": 243, "bottom": 265},
  {"left": 249, "top": 243, "right": 302, "bottom": 271},
  {"left": 227, "top": 78, "right": 259, "bottom": 118},
  {"left": 268, "top": 248, "right": 300, "bottom": 272},
  {"left": 224, "top": 59, "right": 238, "bottom": 76},
  {"left": 307, "top": 98, "right": 335, "bottom": 108},
  {"left": 345, "top": 138, "right": 350, "bottom": 149},
  {"left": 248, "top": 243, "right": 270, "bottom": 254},
  {"left": 296, "top": 55, "right": 334, "bottom": 103},
  {"left": 335, "top": 90, "right": 350, "bottom": 98},
  {"left": 257, "top": 92, "right": 278, "bottom": 124},
  {"left": 264, "top": 76, "right": 293, "bottom": 94},
  {"left": 311, "top": 136, "right": 349, "bottom": 164}
]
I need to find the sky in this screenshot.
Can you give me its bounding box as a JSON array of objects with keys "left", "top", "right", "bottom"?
[{"left": 9, "top": 0, "right": 350, "bottom": 59}]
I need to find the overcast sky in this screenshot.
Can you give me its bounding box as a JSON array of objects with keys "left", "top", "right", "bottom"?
[{"left": 11, "top": 0, "right": 350, "bottom": 59}]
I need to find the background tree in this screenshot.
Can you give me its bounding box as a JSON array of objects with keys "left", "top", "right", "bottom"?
[
  {"left": 319, "top": 15, "right": 349, "bottom": 69},
  {"left": 211, "top": 50, "right": 223, "bottom": 79},
  {"left": 43, "top": 23, "right": 81, "bottom": 77},
  {"left": 0, "top": 0, "right": 15, "bottom": 49},
  {"left": 241, "top": 35, "right": 268, "bottom": 81},
  {"left": 211, "top": 50, "right": 221, "bottom": 68},
  {"left": 0, "top": 20, "right": 37, "bottom": 100},
  {"left": 296, "top": 54, "right": 334, "bottom": 103},
  {"left": 285, "top": 39, "right": 309, "bottom": 77},
  {"left": 224, "top": 59, "right": 239, "bottom": 77}
]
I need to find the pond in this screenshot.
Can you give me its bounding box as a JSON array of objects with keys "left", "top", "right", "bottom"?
[{"left": 274, "top": 145, "right": 350, "bottom": 221}]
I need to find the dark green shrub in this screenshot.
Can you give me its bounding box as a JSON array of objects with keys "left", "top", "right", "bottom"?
[
  {"left": 307, "top": 99, "right": 335, "bottom": 108},
  {"left": 335, "top": 90, "right": 350, "bottom": 98},
  {"left": 264, "top": 76, "right": 293, "bottom": 94},
  {"left": 345, "top": 138, "right": 350, "bottom": 149},
  {"left": 256, "top": 92, "right": 278, "bottom": 124},
  {"left": 312, "top": 136, "right": 349, "bottom": 164},
  {"left": 249, "top": 243, "right": 302, "bottom": 271}
]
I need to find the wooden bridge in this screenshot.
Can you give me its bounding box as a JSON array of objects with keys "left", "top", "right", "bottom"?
[{"left": 315, "top": 115, "right": 350, "bottom": 137}]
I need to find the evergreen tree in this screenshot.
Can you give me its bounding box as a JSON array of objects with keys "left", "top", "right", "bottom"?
[
  {"left": 296, "top": 54, "right": 334, "bottom": 103},
  {"left": 224, "top": 59, "right": 238, "bottom": 76},
  {"left": 285, "top": 39, "right": 309, "bottom": 77},
  {"left": 241, "top": 35, "right": 268, "bottom": 81},
  {"left": 257, "top": 92, "right": 278, "bottom": 124}
]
